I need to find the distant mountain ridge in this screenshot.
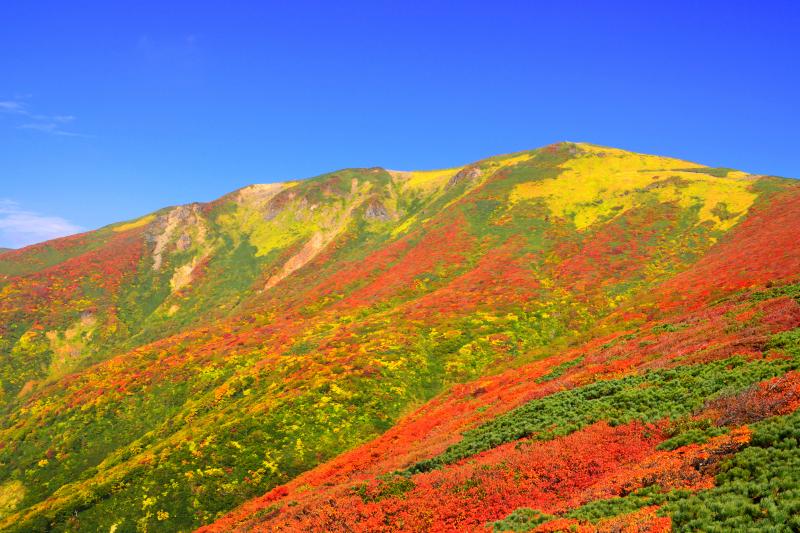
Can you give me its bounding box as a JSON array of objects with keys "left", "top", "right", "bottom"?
[{"left": 1, "top": 142, "right": 799, "bottom": 532}]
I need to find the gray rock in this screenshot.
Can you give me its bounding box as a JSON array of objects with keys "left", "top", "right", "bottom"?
[
  {"left": 365, "top": 199, "right": 391, "bottom": 221},
  {"left": 447, "top": 166, "right": 482, "bottom": 188}
]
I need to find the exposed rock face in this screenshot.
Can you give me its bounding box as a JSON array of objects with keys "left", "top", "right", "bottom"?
[
  {"left": 170, "top": 254, "right": 206, "bottom": 292},
  {"left": 264, "top": 184, "right": 372, "bottom": 289},
  {"left": 236, "top": 183, "right": 285, "bottom": 203},
  {"left": 264, "top": 232, "right": 327, "bottom": 289},
  {"left": 176, "top": 233, "right": 193, "bottom": 252},
  {"left": 447, "top": 166, "right": 482, "bottom": 188},
  {"left": 264, "top": 191, "right": 294, "bottom": 221},
  {"left": 231, "top": 183, "right": 289, "bottom": 221},
  {"left": 365, "top": 199, "right": 391, "bottom": 221},
  {"left": 146, "top": 204, "right": 207, "bottom": 270}
]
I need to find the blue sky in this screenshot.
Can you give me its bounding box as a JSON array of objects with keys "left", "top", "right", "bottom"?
[{"left": 1, "top": 0, "right": 798, "bottom": 248}]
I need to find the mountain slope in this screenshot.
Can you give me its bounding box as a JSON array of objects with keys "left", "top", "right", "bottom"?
[
  {"left": 205, "top": 184, "right": 800, "bottom": 531},
  {"left": 0, "top": 143, "right": 797, "bottom": 532}
]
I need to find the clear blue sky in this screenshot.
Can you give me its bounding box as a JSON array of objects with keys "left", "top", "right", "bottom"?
[{"left": 1, "top": 0, "right": 798, "bottom": 248}]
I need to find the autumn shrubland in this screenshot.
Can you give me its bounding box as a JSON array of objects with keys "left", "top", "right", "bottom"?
[{"left": 1, "top": 142, "right": 799, "bottom": 531}]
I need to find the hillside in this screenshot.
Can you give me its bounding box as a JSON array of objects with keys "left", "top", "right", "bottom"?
[{"left": 1, "top": 142, "right": 799, "bottom": 532}]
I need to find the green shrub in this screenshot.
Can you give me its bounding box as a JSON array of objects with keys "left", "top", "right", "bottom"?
[
  {"left": 535, "top": 356, "right": 584, "bottom": 383},
  {"left": 750, "top": 281, "right": 800, "bottom": 303},
  {"left": 566, "top": 485, "right": 690, "bottom": 522},
  {"left": 665, "top": 409, "right": 800, "bottom": 531},
  {"left": 657, "top": 418, "right": 728, "bottom": 451},
  {"left": 406, "top": 348, "right": 799, "bottom": 474},
  {"left": 491, "top": 508, "right": 554, "bottom": 532}
]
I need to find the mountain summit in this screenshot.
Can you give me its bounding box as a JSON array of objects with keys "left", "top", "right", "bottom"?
[{"left": 1, "top": 143, "right": 799, "bottom": 531}]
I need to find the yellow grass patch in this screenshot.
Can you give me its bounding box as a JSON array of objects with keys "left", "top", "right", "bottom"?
[
  {"left": 46, "top": 314, "right": 97, "bottom": 379},
  {"left": 0, "top": 480, "right": 24, "bottom": 519},
  {"left": 510, "top": 143, "right": 756, "bottom": 230},
  {"left": 112, "top": 214, "right": 156, "bottom": 232},
  {"left": 395, "top": 167, "right": 463, "bottom": 193}
]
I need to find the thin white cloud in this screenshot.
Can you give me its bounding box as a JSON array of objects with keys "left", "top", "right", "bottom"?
[
  {"left": 0, "top": 200, "right": 83, "bottom": 248},
  {"left": 18, "top": 122, "right": 87, "bottom": 137},
  {"left": 0, "top": 101, "right": 25, "bottom": 113},
  {"left": 0, "top": 98, "right": 87, "bottom": 137}
]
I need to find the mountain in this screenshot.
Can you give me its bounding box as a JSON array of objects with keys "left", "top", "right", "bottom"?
[{"left": 1, "top": 142, "right": 799, "bottom": 532}]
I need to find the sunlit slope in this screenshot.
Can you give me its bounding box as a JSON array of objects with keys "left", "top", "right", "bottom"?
[
  {"left": 205, "top": 177, "right": 800, "bottom": 532},
  {"left": 0, "top": 143, "right": 796, "bottom": 532},
  {"left": 511, "top": 144, "right": 756, "bottom": 231}
]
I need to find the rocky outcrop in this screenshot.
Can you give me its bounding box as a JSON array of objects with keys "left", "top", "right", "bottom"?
[
  {"left": 364, "top": 199, "right": 392, "bottom": 221},
  {"left": 447, "top": 166, "right": 482, "bottom": 188},
  {"left": 146, "top": 204, "right": 207, "bottom": 270}
]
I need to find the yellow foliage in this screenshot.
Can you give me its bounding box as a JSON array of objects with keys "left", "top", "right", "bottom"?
[
  {"left": 398, "top": 167, "right": 462, "bottom": 193},
  {"left": 112, "top": 214, "right": 156, "bottom": 232},
  {"left": 510, "top": 143, "right": 756, "bottom": 231},
  {"left": 390, "top": 214, "right": 423, "bottom": 237},
  {"left": 217, "top": 201, "right": 312, "bottom": 256},
  {"left": 141, "top": 495, "right": 157, "bottom": 509},
  {"left": 390, "top": 153, "right": 533, "bottom": 238},
  {"left": 0, "top": 480, "right": 24, "bottom": 519},
  {"left": 485, "top": 152, "right": 533, "bottom": 170},
  {"left": 46, "top": 314, "right": 98, "bottom": 380},
  {"left": 219, "top": 180, "right": 373, "bottom": 257},
  {"left": 262, "top": 457, "right": 279, "bottom": 474},
  {"left": 329, "top": 383, "right": 352, "bottom": 399}
]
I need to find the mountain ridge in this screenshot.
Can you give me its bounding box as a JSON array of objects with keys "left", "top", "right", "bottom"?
[{"left": 9, "top": 140, "right": 778, "bottom": 256}]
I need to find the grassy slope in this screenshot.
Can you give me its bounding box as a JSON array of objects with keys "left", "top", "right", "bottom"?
[{"left": 0, "top": 143, "right": 797, "bottom": 532}]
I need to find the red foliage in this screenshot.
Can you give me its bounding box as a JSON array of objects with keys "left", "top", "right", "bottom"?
[
  {"left": 340, "top": 216, "right": 475, "bottom": 307},
  {"left": 201, "top": 421, "right": 663, "bottom": 532},
  {"left": 703, "top": 371, "right": 800, "bottom": 426},
  {"left": 402, "top": 237, "right": 541, "bottom": 320},
  {"left": 202, "top": 272, "right": 800, "bottom": 532},
  {"left": 657, "top": 189, "right": 800, "bottom": 310},
  {"left": 0, "top": 228, "right": 144, "bottom": 323},
  {"left": 581, "top": 427, "right": 751, "bottom": 502},
  {"left": 554, "top": 203, "right": 680, "bottom": 295}
]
